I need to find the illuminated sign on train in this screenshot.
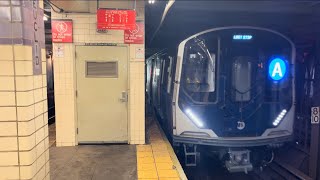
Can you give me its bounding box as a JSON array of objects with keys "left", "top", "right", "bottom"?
[
  {"left": 268, "top": 58, "right": 287, "bottom": 81},
  {"left": 233, "top": 35, "right": 253, "bottom": 40}
]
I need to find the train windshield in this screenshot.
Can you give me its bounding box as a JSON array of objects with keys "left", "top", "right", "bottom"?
[
  {"left": 180, "top": 29, "right": 292, "bottom": 107},
  {"left": 179, "top": 28, "right": 294, "bottom": 135},
  {"left": 181, "top": 37, "right": 217, "bottom": 103}
]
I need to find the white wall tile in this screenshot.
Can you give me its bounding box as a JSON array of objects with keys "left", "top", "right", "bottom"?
[
  {"left": 34, "top": 88, "right": 44, "bottom": 102},
  {"left": 0, "top": 167, "right": 19, "bottom": 180},
  {"left": 0, "top": 122, "right": 17, "bottom": 136},
  {"left": 16, "top": 91, "right": 34, "bottom": 106},
  {"left": 15, "top": 61, "right": 33, "bottom": 76},
  {"left": 14, "top": 45, "right": 32, "bottom": 61},
  {"left": 20, "top": 163, "right": 37, "bottom": 179},
  {"left": 36, "top": 140, "right": 45, "bottom": 158},
  {"left": 36, "top": 164, "right": 46, "bottom": 180},
  {"left": 35, "top": 127, "right": 45, "bottom": 144},
  {"left": 0, "top": 76, "right": 14, "bottom": 91},
  {"left": 0, "top": 107, "right": 16, "bottom": 121},
  {"left": 17, "top": 105, "right": 35, "bottom": 121},
  {"left": 0, "top": 46, "right": 13, "bottom": 60},
  {"left": 35, "top": 114, "right": 44, "bottom": 131},
  {"left": 19, "top": 148, "right": 37, "bottom": 165},
  {"left": 16, "top": 76, "right": 34, "bottom": 91},
  {"left": 34, "top": 75, "right": 43, "bottom": 89},
  {"left": 0, "top": 137, "right": 17, "bottom": 151},
  {"left": 19, "top": 134, "right": 36, "bottom": 151},
  {"left": 36, "top": 152, "right": 46, "bottom": 171},
  {"left": 0, "top": 152, "right": 19, "bottom": 165},
  {"left": 18, "top": 120, "right": 35, "bottom": 136},
  {"left": 0, "top": 61, "right": 14, "bottom": 75},
  {"left": 34, "top": 101, "right": 44, "bottom": 117}
]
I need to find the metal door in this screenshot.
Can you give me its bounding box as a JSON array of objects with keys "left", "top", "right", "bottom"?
[{"left": 76, "top": 46, "right": 128, "bottom": 143}]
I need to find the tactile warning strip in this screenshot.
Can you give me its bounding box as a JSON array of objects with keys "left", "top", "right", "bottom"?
[{"left": 137, "top": 120, "right": 187, "bottom": 180}]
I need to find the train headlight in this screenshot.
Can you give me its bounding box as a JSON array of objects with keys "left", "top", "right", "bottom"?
[
  {"left": 272, "top": 109, "right": 287, "bottom": 126},
  {"left": 185, "top": 108, "right": 204, "bottom": 128}
]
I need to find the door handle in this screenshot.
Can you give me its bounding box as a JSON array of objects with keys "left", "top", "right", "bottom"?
[{"left": 119, "top": 91, "right": 128, "bottom": 102}]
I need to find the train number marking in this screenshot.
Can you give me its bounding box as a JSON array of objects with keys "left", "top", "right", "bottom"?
[
  {"left": 237, "top": 121, "right": 245, "bottom": 130},
  {"left": 311, "top": 107, "right": 320, "bottom": 124}
]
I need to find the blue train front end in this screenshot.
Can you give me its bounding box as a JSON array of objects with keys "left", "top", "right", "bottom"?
[{"left": 173, "top": 27, "right": 295, "bottom": 172}]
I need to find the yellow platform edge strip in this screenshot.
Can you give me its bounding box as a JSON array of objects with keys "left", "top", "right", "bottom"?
[
  {"left": 155, "top": 120, "right": 188, "bottom": 180},
  {"left": 136, "top": 119, "right": 188, "bottom": 180}
]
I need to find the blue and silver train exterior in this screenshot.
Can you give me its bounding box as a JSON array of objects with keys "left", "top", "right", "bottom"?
[{"left": 147, "top": 26, "right": 295, "bottom": 149}]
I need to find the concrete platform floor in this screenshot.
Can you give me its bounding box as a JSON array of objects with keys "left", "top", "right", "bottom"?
[{"left": 50, "top": 145, "right": 137, "bottom": 180}]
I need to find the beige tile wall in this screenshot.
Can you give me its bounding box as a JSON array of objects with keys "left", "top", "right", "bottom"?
[
  {"left": 52, "top": 0, "right": 145, "bottom": 146},
  {"left": 0, "top": 45, "right": 50, "bottom": 180}
]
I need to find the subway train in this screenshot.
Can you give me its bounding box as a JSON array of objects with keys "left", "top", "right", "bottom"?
[{"left": 146, "top": 26, "right": 295, "bottom": 173}]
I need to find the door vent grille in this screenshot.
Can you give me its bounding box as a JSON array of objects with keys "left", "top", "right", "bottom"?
[{"left": 86, "top": 61, "right": 118, "bottom": 78}]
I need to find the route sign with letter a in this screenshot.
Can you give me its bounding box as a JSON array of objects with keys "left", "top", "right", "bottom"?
[
  {"left": 268, "top": 58, "right": 287, "bottom": 81},
  {"left": 311, "top": 107, "right": 320, "bottom": 124}
]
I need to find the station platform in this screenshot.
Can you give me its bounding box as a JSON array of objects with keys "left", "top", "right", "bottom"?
[
  {"left": 136, "top": 118, "right": 187, "bottom": 179},
  {"left": 49, "top": 118, "right": 186, "bottom": 180}
]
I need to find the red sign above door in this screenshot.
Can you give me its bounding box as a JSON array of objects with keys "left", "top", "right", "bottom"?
[
  {"left": 124, "top": 22, "right": 144, "bottom": 44},
  {"left": 97, "top": 9, "right": 136, "bottom": 30},
  {"left": 52, "top": 20, "right": 73, "bottom": 43}
]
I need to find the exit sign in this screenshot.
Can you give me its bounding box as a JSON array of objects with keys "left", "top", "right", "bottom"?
[{"left": 97, "top": 9, "right": 136, "bottom": 30}]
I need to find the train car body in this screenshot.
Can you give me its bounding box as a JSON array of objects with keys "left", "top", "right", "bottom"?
[{"left": 146, "top": 26, "right": 295, "bottom": 173}]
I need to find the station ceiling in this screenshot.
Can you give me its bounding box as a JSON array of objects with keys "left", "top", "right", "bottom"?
[
  {"left": 44, "top": 1, "right": 320, "bottom": 54},
  {"left": 146, "top": 1, "right": 320, "bottom": 52}
]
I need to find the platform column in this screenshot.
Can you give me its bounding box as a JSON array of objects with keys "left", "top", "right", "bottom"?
[{"left": 0, "top": 0, "right": 50, "bottom": 180}]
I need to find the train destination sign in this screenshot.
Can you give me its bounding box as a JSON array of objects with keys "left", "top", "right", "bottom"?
[
  {"left": 268, "top": 58, "right": 287, "bottom": 81},
  {"left": 97, "top": 9, "right": 136, "bottom": 30},
  {"left": 52, "top": 20, "right": 73, "bottom": 43},
  {"left": 233, "top": 34, "right": 253, "bottom": 40}
]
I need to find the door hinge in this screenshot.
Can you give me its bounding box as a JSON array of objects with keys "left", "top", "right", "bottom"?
[{"left": 77, "top": 128, "right": 78, "bottom": 134}]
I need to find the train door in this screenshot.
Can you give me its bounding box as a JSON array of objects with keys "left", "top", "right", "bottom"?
[
  {"left": 152, "top": 57, "right": 161, "bottom": 108},
  {"left": 159, "top": 59, "right": 166, "bottom": 116},
  {"left": 75, "top": 46, "right": 128, "bottom": 143}
]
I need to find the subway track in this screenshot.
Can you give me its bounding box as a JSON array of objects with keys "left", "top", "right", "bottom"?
[
  {"left": 253, "top": 160, "right": 312, "bottom": 180},
  {"left": 179, "top": 156, "right": 302, "bottom": 180},
  {"left": 152, "top": 113, "right": 311, "bottom": 180},
  {"left": 174, "top": 145, "right": 309, "bottom": 180},
  {"left": 176, "top": 150, "right": 255, "bottom": 180},
  {"left": 182, "top": 162, "right": 255, "bottom": 180}
]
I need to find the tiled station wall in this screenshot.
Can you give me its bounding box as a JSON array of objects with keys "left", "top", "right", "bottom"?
[
  {"left": 0, "top": 1, "right": 50, "bottom": 180},
  {"left": 52, "top": 0, "right": 145, "bottom": 146}
]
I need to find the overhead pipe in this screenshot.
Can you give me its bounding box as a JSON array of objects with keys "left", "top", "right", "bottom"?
[
  {"left": 45, "top": 0, "right": 91, "bottom": 14},
  {"left": 150, "top": 0, "right": 175, "bottom": 43}
]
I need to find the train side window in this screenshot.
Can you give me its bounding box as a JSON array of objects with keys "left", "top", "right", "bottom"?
[
  {"left": 184, "top": 38, "right": 215, "bottom": 93},
  {"left": 153, "top": 58, "right": 160, "bottom": 83},
  {"left": 180, "top": 37, "right": 217, "bottom": 103},
  {"left": 161, "top": 59, "right": 166, "bottom": 85},
  {"left": 167, "top": 56, "right": 173, "bottom": 94}
]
